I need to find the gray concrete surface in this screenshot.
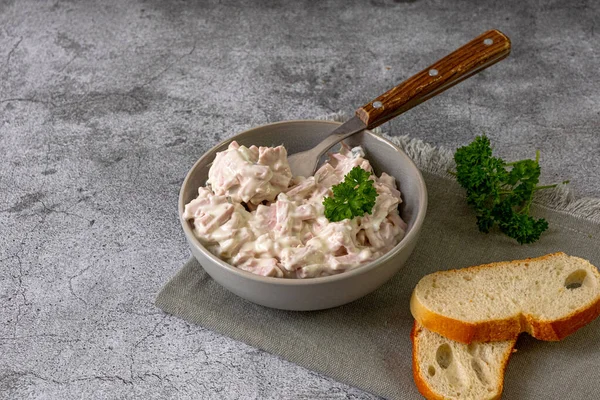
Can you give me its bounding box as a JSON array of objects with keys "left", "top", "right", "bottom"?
[{"left": 1, "top": 0, "right": 598, "bottom": 399}]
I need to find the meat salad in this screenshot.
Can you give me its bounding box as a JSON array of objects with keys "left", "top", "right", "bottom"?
[{"left": 182, "top": 141, "right": 407, "bottom": 278}]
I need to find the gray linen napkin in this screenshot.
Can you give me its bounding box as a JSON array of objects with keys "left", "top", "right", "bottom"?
[{"left": 156, "top": 133, "right": 600, "bottom": 400}]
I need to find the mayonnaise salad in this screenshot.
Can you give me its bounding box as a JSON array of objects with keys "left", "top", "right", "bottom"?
[{"left": 182, "top": 141, "right": 407, "bottom": 279}]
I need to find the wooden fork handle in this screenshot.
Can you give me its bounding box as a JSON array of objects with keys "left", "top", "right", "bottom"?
[{"left": 355, "top": 29, "right": 511, "bottom": 130}]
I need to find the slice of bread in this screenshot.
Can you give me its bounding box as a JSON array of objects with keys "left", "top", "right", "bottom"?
[
  {"left": 411, "top": 252, "right": 600, "bottom": 343},
  {"left": 411, "top": 322, "right": 516, "bottom": 400}
]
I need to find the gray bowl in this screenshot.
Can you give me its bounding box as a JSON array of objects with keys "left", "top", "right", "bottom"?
[{"left": 179, "top": 120, "right": 427, "bottom": 311}]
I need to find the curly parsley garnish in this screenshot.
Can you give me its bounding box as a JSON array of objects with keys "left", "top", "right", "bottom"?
[
  {"left": 453, "top": 135, "right": 567, "bottom": 244},
  {"left": 323, "top": 166, "right": 379, "bottom": 222}
]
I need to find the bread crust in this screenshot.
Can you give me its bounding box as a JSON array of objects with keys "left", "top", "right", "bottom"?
[
  {"left": 410, "top": 252, "right": 600, "bottom": 344},
  {"left": 411, "top": 322, "right": 448, "bottom": 400},
  {"left": 411, "top": 322, "right": 515, "bottom": 400}
]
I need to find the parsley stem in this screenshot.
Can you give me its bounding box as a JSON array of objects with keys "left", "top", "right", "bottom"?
[
  {"left": 500, "top": 184, "right": 558, "bottom": 196},
  {"left": 523, "top": 193, "right": 536, "bottom": 214},
  {"left": 533, "top": 184, "right": 558, "bottom": 191},
  {"left": 519, "top": 183, "right": 558, "bottom": 214},
  {"left": 519, "top": 203, "right": 531, "bottom": 214}
]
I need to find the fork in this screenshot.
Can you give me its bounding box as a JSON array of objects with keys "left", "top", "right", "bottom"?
[{"left": 287, "top": 29, "right": 511, "bottom": 177}]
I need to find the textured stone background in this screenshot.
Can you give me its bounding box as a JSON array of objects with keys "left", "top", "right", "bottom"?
[{"left": 1, "top": 0, "right": 598, "bottom": 399}]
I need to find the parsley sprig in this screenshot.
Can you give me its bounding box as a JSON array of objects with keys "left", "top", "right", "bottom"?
[
  {"left": 453, "top": 135, "right": 567, "bottom": 244},
  {"left": 323, "top": 166, "right": 379, "bottom": 222}
]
